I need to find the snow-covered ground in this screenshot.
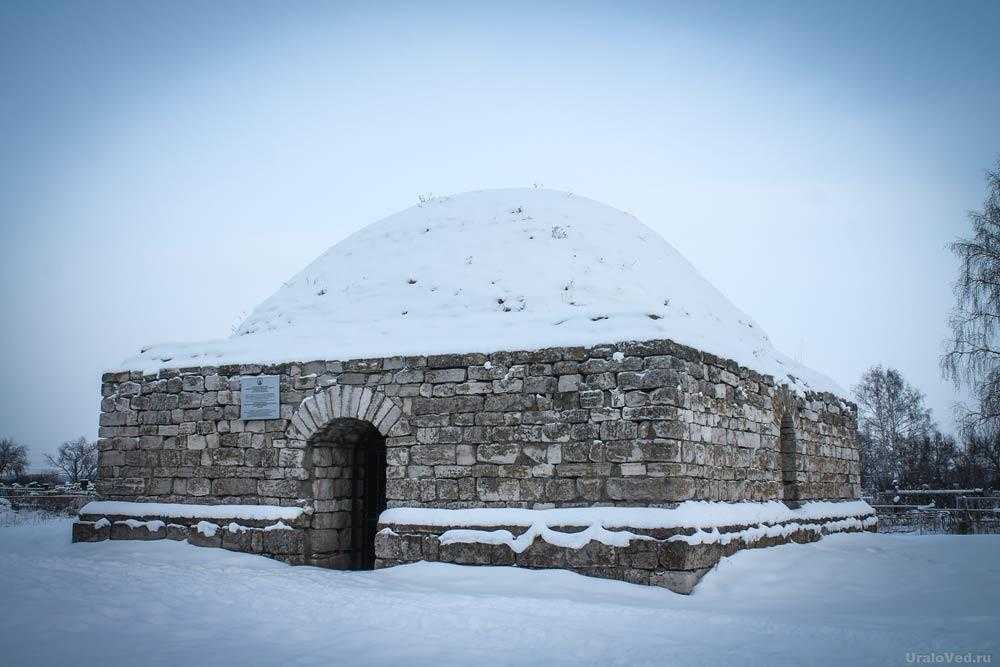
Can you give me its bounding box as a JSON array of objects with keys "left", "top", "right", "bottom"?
[{"left": 2, "top": 519, "right": 997, "bottom": 666}]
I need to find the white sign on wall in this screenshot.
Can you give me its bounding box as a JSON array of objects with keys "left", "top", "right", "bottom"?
[{"left": 240, "top": 375, "right": 280, "bottom": 420}]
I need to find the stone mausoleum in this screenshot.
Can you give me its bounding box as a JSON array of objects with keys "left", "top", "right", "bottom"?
[{"left": 75, "top": 188, "right": 875, "bottom": 593}]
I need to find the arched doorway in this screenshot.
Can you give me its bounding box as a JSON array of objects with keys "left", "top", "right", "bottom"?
[
  {"left": 307, "top": 418, "right": 387, "bottom": 570},
  {"left": 288, "top": 384, "right": 401, "bottom": 569},
  {"left": 779, "top": 411, "right": 799, "bottom": 502}
]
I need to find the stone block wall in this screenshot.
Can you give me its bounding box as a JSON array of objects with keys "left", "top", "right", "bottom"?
[{"left": 97, "top": 338, "right": 861, "bottom": 521}]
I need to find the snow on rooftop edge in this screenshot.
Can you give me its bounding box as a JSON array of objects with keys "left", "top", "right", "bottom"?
[
  {"left": 379, "top": 500, "right": 876, "bottom": 530},
  {"left": 121, "top": 188, "right": 845, "bottom": 396}
]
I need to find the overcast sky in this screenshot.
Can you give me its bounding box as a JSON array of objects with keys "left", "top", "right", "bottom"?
[{"left": 2, "top": 1, "right": 998, "bottom": 468}]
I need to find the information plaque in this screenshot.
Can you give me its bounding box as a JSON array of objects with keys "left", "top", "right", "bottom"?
[{"left": 240, "top": 375, "right": 280, "bottom": 420}]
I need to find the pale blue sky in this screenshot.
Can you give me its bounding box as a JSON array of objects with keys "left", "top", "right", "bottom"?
[{"left": 2, "top": 1, "right": 998, "bottom": 466}]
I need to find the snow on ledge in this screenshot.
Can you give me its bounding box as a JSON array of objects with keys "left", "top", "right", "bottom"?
[
  {"left": 440, "top": 523, "right": 651, "bottom": 554},
  {"left": 195, "top": 521, "right": 219, "bottom": 537},
  {"left": 263, "top": 521, "right": 293, "bottom": 532},
  {"left": 224, "top": 520, "right": 293, "bottom": 534},
  {"left": 79, "top": 501, "right": 305, "bottom": 522},
  {"left": 380, "top": 500, "right": 876, "bottom": 531},
  {"left": 117, "top": 519, "right": 166, "bottom": 531},
  {"left": 667, "top": 516, "right": 878, "bottom": 546},
  {"left": 432, "top": 507, "right": 877, "bottom": 553}
]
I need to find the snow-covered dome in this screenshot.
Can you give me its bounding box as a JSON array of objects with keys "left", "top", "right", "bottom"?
[{"left": 125, "top": 188, "right": 840, "bottom": 393}]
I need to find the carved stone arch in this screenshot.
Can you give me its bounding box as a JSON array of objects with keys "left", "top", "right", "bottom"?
[
  {"left": 288, "top": 384, "right": 400, "bottom": 570},
  {"left": 287, "top": 384, "right": 403, "bottom": 440}
]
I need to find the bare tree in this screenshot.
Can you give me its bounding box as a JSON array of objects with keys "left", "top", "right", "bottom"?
[
  {"left": 943, "top": 161, "right": 1000, "bottom": 439},
  {"left": 964, "top": 430, "right": 1000, "bottom": 488},
  {"left": 0, "top": 438, "right": 29, "bottom": 481},
  {"left": 45, "top": 437, "right": 98, "bottom": 483},
  {"left": 903, "top": 428, "right": 960, "bottom": 488},
  {"left": 853, "top": 366, "right": 932, "bottom": 491}
]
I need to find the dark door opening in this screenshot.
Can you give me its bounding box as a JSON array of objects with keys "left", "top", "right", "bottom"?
[
  {"left": 779, "top": 411, "right": 799, "bottom": 502},
  {"left": 308, "top": 418, "right": 388, "bottom": 570},
  {"left": 351, "top": 434, "right": 386, "bottom": 570}
]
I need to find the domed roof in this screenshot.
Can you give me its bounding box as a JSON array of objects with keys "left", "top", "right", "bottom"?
[{"left": 125, "top": 188, "right": 839, "bottom": 393}]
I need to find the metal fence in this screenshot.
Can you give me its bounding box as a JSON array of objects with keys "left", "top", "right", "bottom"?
[
  {"left": 873, "top": 506, "right": 1000, "bottom": 534},
  {"left": 957, "top": 495, "right": 1000, "bottom": 511},
  {"left": 0, "top": 487, "right": 95, "bottom": 514}
]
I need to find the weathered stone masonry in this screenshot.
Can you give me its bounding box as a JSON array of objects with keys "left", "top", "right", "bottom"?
[
  {"left": 94, "top": 336, "right": 862, "bottom": 577},
  {"left": 373, "top": 511, "right": 876, "bottom": 594}
]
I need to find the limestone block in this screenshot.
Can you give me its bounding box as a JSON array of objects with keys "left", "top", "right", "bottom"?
[
  {"left": 492, "top": 377, "right": 523, "bottom": 393},
  {"left": 311, "top": 512, "right": 349, "bottom": 530},
  {"left": 600, "top": 421, "right": 638, "bottom": 440},
  {"left": 641, "top": 421, "right": 688, "bottom": 439},
  {"left": 416, "top": 427, "right": 463, "bottom": 444},
  {"left": 439, "top": 541, "right": 492, "bottom": 565},
  {"left": 618, "top": 369, "right": 681, "bottom": 391},
  {"left": 656, "top": 540, "right": 722, "bottom": 571},
  {"left": 476, "top": 478, "right": 520, "bottom": 501},
  {"left": 386, "top": 478, "right": 420, "bottom": 500},
  {"left": 574, "top": 478, "right": 602, "bottom": 500},
  {"left": 477, "top": 443, "right": 518, "bottom": 464},
  {"left": 650, "top": 568, "right": 711, "bottom": 595},
  {"left": 261, "top": 528, "right": 305, "bottom": 556},
  {"left": 639, "top": 440, "right": 681, "bottom": 462},
  {"left": 620, "top": 463, "right": 647, "bottom": 476},
  {"left": 110, "top": 521, "right": 166, "bottom": 541},
  {"left": 578, "top": 390, "right": 605, "bottom": 408},
  {"left": 399, "top": 533, "right": 425, "bottom": 561},
  {"left": 257, "top": 478, "right": 303, "bottom": 498},
  {"left": 278, "top": 448, "right": 305, "bottom": 468},
  {"left": 221, "top": 527, "right": 257, "bottom": 552},
  {"left": 165, "top": 524, "right": 189, "bottom": 541},
  {"left": 456, "top": 444, "right": 476, "bottom": 465},
  {"left": 374, "top": 529, "right": 403, "bottom": 560},
  {"left": 524, "top": 376, "right": 558, "bottom": 394},
  {"left": 394, "top": 369, "right": 424, "bottom": 384},
  {"left": 181, "top": 375, "right": 204, "bottom": 392},
  {"left": 411, "top": 444, "right": 457, "bottom": 465},
  {"left": 188, "top": 478, "right": 211, "bottom": 496},
  {"left": 72, "top": 520, "right": 110, "bottom": 543},
  {"left": 606, "top": 441, "right": 643, "bottom": 463},
  {"left": 212, "top": 478, "right": 256, "bottom": 496},
  {"left": 426, "top": 368, "right": 466, "bottom": 383},
  {"left": 452, "top": 381, "right": 489, "bottom": 396},
  {"left": 188, "top": 528, "right": 222, "bottom": 548},
  {"left": 515, "top": 538, "right": 565, "bottom": 568},
  {"left": 436, "top": 480, "right": 459, "bottom": 500},
  {"left": 563, "top": 540, "right": 619, "bottom": 568},
  {"left": 605, "top": 477, "right": 668, "bottom": 501},
  {"left": 544, "top": 479, "right": 577, "bottom": 501},
  {"left": 487, "top": 543, "right": 515, "bottom": 566},
  {"left": 146, "top": 478, "right": 172, "bottom": 495}
]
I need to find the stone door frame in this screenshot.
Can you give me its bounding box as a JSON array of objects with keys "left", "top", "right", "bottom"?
[{"left": 286, "top": 384, "right": 402, "bottom": 567}]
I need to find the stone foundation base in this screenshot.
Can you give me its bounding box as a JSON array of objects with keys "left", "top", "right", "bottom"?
[
  {"left": 73, "top": 503, "right": 876, "bottom": 594},
  {"left": 374, "top": 513, "right": 877, "bottom": 594},
  {"left": 73, "top": 510, "right": 309, "bottom": 564}
]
